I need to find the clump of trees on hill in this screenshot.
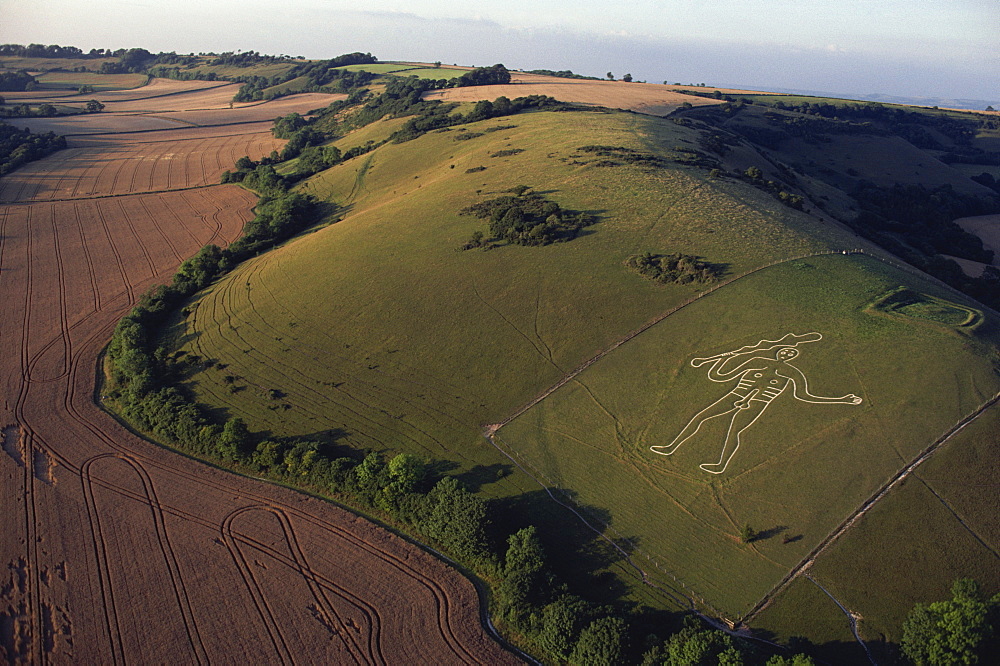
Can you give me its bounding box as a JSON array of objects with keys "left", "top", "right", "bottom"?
[
  {"left": 740, "top": 166, "right": 805, "bottom": 210},
  {"left": 456, "top": 64, "right": 511, "bottom": 87},
  {"left": 576, "top": 144, "right": 667, "bottom": 168},
  {"left": 231, "top": 55, "right": 378, "bottom": 102},
  {"left": 625, "top": 252, "right": 725, "bottom": 285},
  {"left": 459, "top": 186, "right": 597, "bottom": 247},
  {"left": 0, "top": 121, "right": 66, "bottom": 176},
  {"left": 390, "top": 93, "right": 566, "bottom": 143},
  {"left": 0, "top": 71, "right": 37, "bottom": 91},
  {"left": 527, "top": 69, "right": 601, "bottom": 80},
  {"left": 0, "top": 103, "right": 57, "bottom": 118},
  {"left": 0, "top": 43, "right": 116, "bottom": 59},
  {"left": 208, "top": 50, "right": 296, "bottom": 67},
  {"left": 99, "top": 47, "right": 154, "bottom": 74}
]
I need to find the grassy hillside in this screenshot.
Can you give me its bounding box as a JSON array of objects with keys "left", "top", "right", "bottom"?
[
  {"left": 159, "top": 94, "right": 1000, "bottom": 647},
  {"left": 499, "top": 252, "right": 998, "bottom": 615},
  {"left": 167, "top": 110, "right": 852, "bottom": 459},
  {"left": 337, "top": 62, "right": 468, "bottom": 78},
  {"left": 755, "top": 401, "right": 1000, "bottom": 649}
]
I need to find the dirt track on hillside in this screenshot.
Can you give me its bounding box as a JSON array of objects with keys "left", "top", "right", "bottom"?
[{"left": 0, "top": 84, "right": 514, "bottom": 664}]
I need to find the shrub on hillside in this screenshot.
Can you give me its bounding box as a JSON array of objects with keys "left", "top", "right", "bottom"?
[
  {"left": 459, "top": 188, "right": 597, "bottom": 246},
  {"left": 625, "top": 251, "right": 724, "bottom": 285}
]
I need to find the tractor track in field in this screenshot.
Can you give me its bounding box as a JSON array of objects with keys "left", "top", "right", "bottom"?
[
  {"left": 0, "top": 86, "right": 515, "bottom": 664},
  {"left": 81, "top": 454, "right": 209, "bottom": 665}
]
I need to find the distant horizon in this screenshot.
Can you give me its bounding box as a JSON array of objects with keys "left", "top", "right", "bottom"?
[{"left": 3, "top": 0, "right": 997, "bottom": 106}]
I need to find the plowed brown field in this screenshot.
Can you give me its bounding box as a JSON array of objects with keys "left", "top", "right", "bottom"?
[
  {"left": 423, "top": 71, "right": 731, "bottom": 116},
  {"left": 0, "top": 132, "right": 284, "bottom": 202},
  {"left": 0, "top": 82, "right": 514, "bottom": 664},
  {"left": 8, "top": 86, "right": 345, "bottom": 136}
]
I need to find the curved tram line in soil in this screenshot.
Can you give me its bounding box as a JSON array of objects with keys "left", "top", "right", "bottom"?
[
  {"left": 1, "top": 107, "right": 512, "bottom": 662},
  {"left": 221, "top": 505, "right": 381, "bottom": 665},
  {"left": 33, "top": 204, "right": 72, "bottom": 382},
  {"left": 81, "top": 454, "right": 209, "bottom": 666}
]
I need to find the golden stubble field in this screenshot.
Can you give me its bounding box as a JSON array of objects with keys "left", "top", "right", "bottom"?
[
  {"left": 0, "top": 80, "right": 514, "bottom": 664},
  {"left": 423, "top": 71, "right": 759, "bottom": 116}
]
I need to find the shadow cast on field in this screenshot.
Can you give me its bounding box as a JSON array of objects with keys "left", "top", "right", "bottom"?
[
  {"left": 291, "top": 427, "right": 355, "bottom": 457},
  {"left": 707, "top": 259, "right": 732, "bottom": 279},
  {"left": 453, "top": 462, "right": 514, "bottom": 493},
  {"left": 750, "top": 629, "right": 899, "bottom": 665},
  {"left": 749, "top": 525, "right": 788, "bottom": 543},
  {"left": 489, "top": 487, "right": 635, "bottom": 603}
]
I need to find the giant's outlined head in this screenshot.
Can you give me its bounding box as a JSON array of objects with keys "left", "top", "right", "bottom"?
[{"left": 776, "top": 347, "right": 800, "bottom": 361}]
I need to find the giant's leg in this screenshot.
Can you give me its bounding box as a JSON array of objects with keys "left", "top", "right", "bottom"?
[
  {"left": 700, "top": 398, "right": 770, "bottom": 474},
  {"left": 651, "top": 392, "right": 741, "bottom": 456}
]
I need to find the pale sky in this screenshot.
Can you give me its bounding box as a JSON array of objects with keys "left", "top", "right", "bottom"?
[{"left": 2, "top": 0, "right": 998, "bottom": 103}]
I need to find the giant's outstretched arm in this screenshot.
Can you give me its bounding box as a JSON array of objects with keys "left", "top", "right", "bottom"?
[
  {"left": 705, "top": 355, "right": 768, "bottom": 382},
  {"left": 783, "top": 364, "right": 862, "bottom": 404}
]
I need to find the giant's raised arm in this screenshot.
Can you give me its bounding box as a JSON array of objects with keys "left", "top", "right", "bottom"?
[
  {"left": 706, "top": 355, "right": 768, "bottom": 382},
  {"left": 691, "top": 332, "right": 822, "bottom": 368}
]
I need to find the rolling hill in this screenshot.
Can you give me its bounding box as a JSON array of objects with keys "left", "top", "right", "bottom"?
[
  {"left": 11, "top": 47, "right": 995, "bottom": 661},
  {"left": 157, "top": 70, "right": 1000, "bottom": 660}
]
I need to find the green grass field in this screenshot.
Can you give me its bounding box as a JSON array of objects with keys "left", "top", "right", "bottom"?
[
  {"left": 497, "top": 252, "right": 999, "bottom": 616},
  {"left": 756, "top": 401, "right": 1000, "bottom": 646},
  {"left": 176, "top": 61, "right": 299, "bottom": 81},
  {"left": 34, "top": 71, "right": 148, "bottom": 91},
  {"left": 0, "top": 56, "right": 116, "bottom": 71},
  {"left": 166, "top": 110, "right": 847, "bottom": 465},
  {"left": 262, "top": 74, "right": 312, "bottom": 97},
  {"left": 335, "top": 63, "right": 420, "bottom": 74},
  {"left": 161, "top": 102, "right": 1000, "bottom": 634},
  {"left": 335, "top": 62, "right": 467, "bottom": 79},
  {"left": 392, "top": 67, "right": 468, "bottom": 80}
]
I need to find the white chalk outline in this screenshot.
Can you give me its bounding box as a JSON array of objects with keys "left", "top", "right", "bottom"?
[{"left": 650, "top": 332, "right": 862, "bottom": 474}]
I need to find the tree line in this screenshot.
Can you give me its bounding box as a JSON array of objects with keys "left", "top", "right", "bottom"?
[
  {"left": 229, "top": 54, "right": 378, "bottom": 102},
  {"left": 526, "top": 68, "right": 601, "bottom": 80},
  {"left": 848, "top": 181, "right": 1000, "bottom": 309},
  {"left": 0, "top": 71, "right": 37, "bottom": 92},
  {"left": 0, "top": 43, "right": 115, "bottom": 59}
]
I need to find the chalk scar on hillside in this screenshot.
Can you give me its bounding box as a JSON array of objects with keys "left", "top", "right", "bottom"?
[{"left": 649, "top": 332, "right": 863, "bottom": 474}]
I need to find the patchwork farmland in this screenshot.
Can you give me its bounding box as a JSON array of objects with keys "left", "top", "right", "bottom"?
[
  {"left": 162, "top": 75, "right": 1000, "bottom": 661},
  {"left": 3, "top": 50, "right": 999, "bottom": 664},
  {"left": 0, "top": 79, "right": 514, "bottom": 663}
]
